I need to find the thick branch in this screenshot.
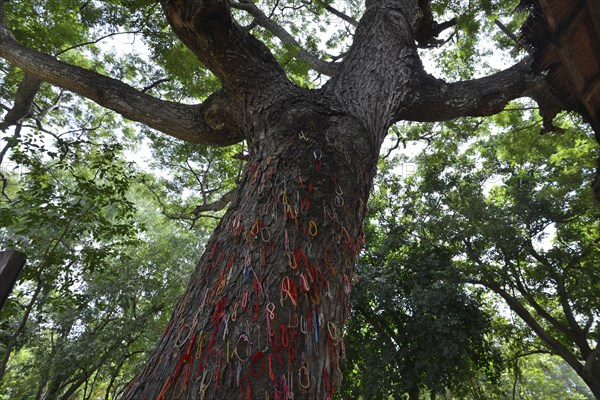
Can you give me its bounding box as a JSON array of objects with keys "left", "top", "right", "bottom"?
[
  {"left": 583, "top": 346, "right": 600, "bottom": 377},
  {"left": 0, "top": 19, "right": 244, "bottom": 146},
  {"left": 404, "top": 58, "right": 564, "bottom": 130},
  {"left": 231, "top": 0, "right": 339, "bottom": 76},
  {"left": 411, "top": 0, "right": 455, "bottom": 48},
  {"left": 325, "top": 0, "right": 425, "bottom": 138},
  {"left": 160, "top": 0, "right": 289, "bottom": 91},
  {"left": 0, "top": 73, "right": 41, "bottom": 131}
]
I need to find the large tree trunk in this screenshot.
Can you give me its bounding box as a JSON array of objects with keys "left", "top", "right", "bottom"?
[{"left": 123, "top": 97, "right": 377, "bottom": 399}]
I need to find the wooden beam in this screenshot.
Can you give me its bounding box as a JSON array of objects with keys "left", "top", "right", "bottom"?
[
  {"left": 554, "top": 3, "right": 586, "bottom": 44},
  {"left": 535, "top": 0, "right": 587, "bottom": 98},
  {"left": 0, "top": 251, "right": 26, "bottom": 310},
  {"left": 582, "top": 72, "right": 600, "bottom": 104},
  {"left": 585, "top": 0, "right": 600, "bottom": 41},
  {"left": 537, "top": 0, "right": 559, "bottom": 32},
  {"left": 553, "top": 41, "right": 587, "bottom": 97}
]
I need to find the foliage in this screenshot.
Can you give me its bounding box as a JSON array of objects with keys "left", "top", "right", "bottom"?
[
  {"left": 0, "top": 123, "right": 206, "bottom": 398},
  {"left": 340, "top": 155, "right": 504, "bottom": 399},
  {"left": 344, "top": 109, "right": 599, "bottom": 398}
]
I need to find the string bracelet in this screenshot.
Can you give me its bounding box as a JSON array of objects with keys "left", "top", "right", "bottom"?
[
  {"left": 227, "top": 339, "right": 236, "bottom": 364},
  {"left": 327, "top": 321, "right": 340, "bottom": 343},
  {"left": 298, "top": 365, "right": 310, "bottom": 391},
  {"left": 268, "top": 354, "right": 275, "bottom": 381},
  {"left": 266, "top": 302, "right": 275, "bottom": 344},
  {"left": 299, "top": 273, "right": 310, "bottom": 293},
  {"left": 280, "top": 324, "right": 289, "bottom": 348},
  {"left": 288, "top": 312, "right": 298, "bottom": 328},
  {"left": 309, "top": 288, "right": 320, "bottom": 305},
  {"left": 343, "top": 274, "right": 351, "bottom": 295},
  {"left": 198, "top": 369, "right": 212, "bottom": 399},
  {"left": 287, "top": 252, "right": 298, "bottom": 270},
  {"left": 156, "top": 376, "right": 173, "bottom": 400},
  {"left": 308, "top": 220, "right": 318, "bottom": 237},
  {"left": 236, "top": 334, "right": 252, "bottom": 363},
  {"left": 231, "top": 214, "right": 243, "bottom": 236},
  {"left": 280, "top": 276, "right": 298, "bottom": 307},
  {"left": 175, "top": 324, "right": 192, "bottom": 348},
  {"left": 261, "top": 226, "right": 271, "bottom": 243},
  {"left": 162, "top": 318, "right": 174, "bottom": 338},
  {"left": 231, "top": 301, "right": 239, "bottom": 321},
  {"left": 250, "top": 351, "right": 265, "bottom": 378},
  {"left": 241, "top": 291, "right": 249, "bottom": 311},
  {"left": 312, "top": 305, "right": 319, "bottom": 344},
  {"left": 173, "top": 377, "right": 187, "bottom": 400}
]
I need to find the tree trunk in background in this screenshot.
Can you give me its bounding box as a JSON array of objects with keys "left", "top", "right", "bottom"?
[
  {"left": 122, "top": 97, "right": 377, "bottom": 399},
  {"left": 409, "top": 388, "right": 420, "bottom": 400},
  {"left": 0, "top": 251, "right": 26, "bottom": 310}
]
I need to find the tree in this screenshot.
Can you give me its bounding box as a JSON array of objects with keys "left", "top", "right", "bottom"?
[
  {"left": 0, "top": 118, "right": 209, "bottom": 399},
  {"left": 342, "top": 241, "right": 503, "bottom": 399},
  {"left": 0, "top": 0, "right": 584, "bottom": 398},
  {"left": 340, "top": 160, "right": 504, "bottom": 399},
  {"left": 368, "top": 112, "right": 600, "bottom": 397}
]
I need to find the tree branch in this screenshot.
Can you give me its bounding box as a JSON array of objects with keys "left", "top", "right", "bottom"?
[
  {"left": 160, "top": 0, "right": 289, "bottom": 91},
  {"left": 322, "top": 4, "right": 358, "bottom": 27},
  {"left": 0, "top": 73, "right": 42, "bottom": 131},
  {"left": 140, "top": 78, "right": 171, "bottom": 94},
  {"left": 324, "top": 0, "right": 426, "bottom": 137},
  {"left": 403, "top": 58, "right": 564, "bottom": 132},
  {"left": 0, "top": 8, "right": 244, "bottom": 146},
  {"left": 523, "top": 239, "right": 592, "bottom": 354},
  {"left": 55, "top": 30, "right": 144, "bottom": 57},
  {"left": 411, "top": 0, "right": 456, "bottom": 48},
  {"left": 485, "top": 281, "right": 584, "bottom": 377},
  {"left": 230, "top": 0, "right": 339, "bottom": 76},
  {"left": 510, "top": 267, "right": 578, "bottom": 345},
  {"left": 192, "top": 187, "right": 237, "bottom": 215},
  {"left": 583, "top": 345, "right": 600, "bottom": 378},
  {"left": 556, "top": 277, "right": 592, "bottom": 354}
]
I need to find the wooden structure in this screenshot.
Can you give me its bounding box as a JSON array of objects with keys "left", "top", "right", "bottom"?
[{"left": 520, "top": 0, "right": 600, "bottom": 140}]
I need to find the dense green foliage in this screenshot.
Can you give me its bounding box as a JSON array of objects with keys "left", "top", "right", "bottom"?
[
  {"left": 340, "top": 110, "right": 599, "bottom": 398},
  {"left": 0, "top": 119, "right": 212, "bottom": 398}
]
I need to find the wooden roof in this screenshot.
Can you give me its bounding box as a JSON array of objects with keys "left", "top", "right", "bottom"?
[{"left": 520, "top": 0, "right": 600, "bottom": 140}]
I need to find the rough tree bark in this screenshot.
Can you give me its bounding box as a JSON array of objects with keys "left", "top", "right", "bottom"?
[{"left": 0, "top": 0, "right": 569, "bottom": 398}]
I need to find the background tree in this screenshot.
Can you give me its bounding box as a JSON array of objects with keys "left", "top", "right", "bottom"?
[
  {"left": 339, "top": 153, "right": 506, "bottom": 399},
  {"left": 362, "top": 110, "right": 599, "bottom": 398},
  {"left": 342, "top": 236, "right": 503, "bottom": 399},
  {"left": 0, "top": 121, "right": 210, "bottom": 399},
  {"left": 0, "top": 0, "right": 592, "bottom": 398}
]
